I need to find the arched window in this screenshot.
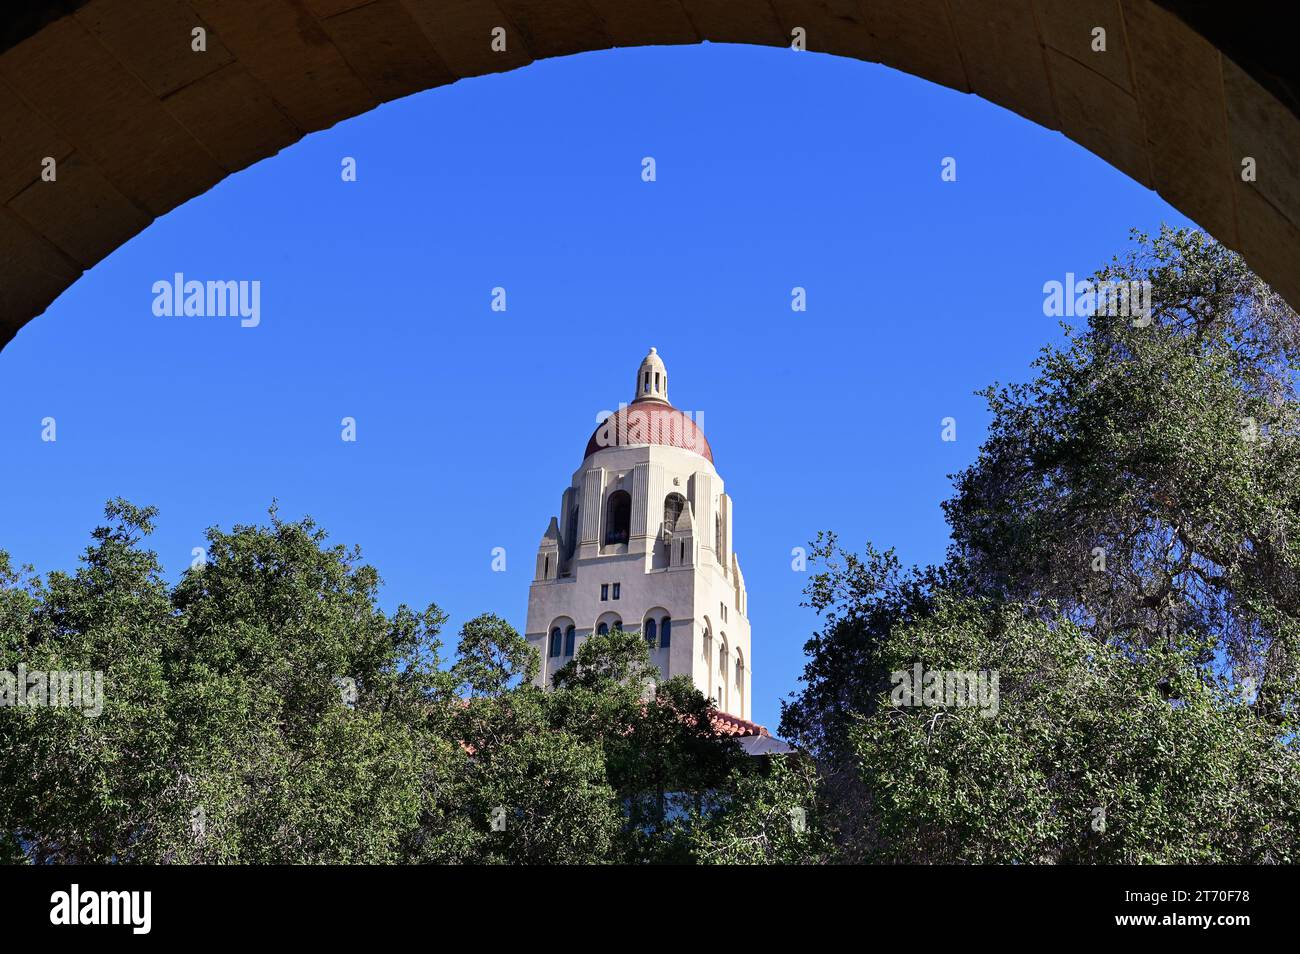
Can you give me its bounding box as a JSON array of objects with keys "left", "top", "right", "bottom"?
[
  {"left": 596, "top": 622, "right": 608, "bottom": 636},
  {"left": 703, "top": 623, "right": 713, "bottom": 694},
  {"left": 612, "top": 618, "right": 622, "bottom": 632},
  {"left": 548, "top": 628, "right": 561, "bottom": 657},
  {"left": 660, "top": 616, "right": 671, "bottom": 648},
  {"left": 564, "top": 625, "right": 576, "bottom": 656},
  {"left": 719, "top": 639, "right": 729, "bottom": 710},
  {"left": 663, "top": 493, "right": 685, "bottom": 530},
  {"left": 605, "top": 490, "right": 631, "bottom": 545},
  {"left": 644, "top": 617, "right": 657, "bottom": 648},
  {"left": 736, "top": 650, "right": 745, "bottom": 713}
]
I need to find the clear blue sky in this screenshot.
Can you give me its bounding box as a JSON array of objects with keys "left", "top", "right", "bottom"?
[{"left": 0, "top": 43, "right": 1191, "bottom": 730}]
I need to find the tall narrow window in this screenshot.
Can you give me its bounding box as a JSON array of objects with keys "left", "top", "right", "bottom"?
[
  {"left": 661, "top": 616, "right": 672, "bottom": 648},
  {"left": 704, "top": 625, "right": 713, "bottom": 691},
  {"left": 597, "top": 622, "right": 609, "bottom": 636},
  {"left": 736, "top": 651, "right": 745, "bottom": 715},
  {"left": 663, "top": 493, "right": 685, "bottom": 529},
  {"left": 549, "top": 628, "right": 561, "bottom": 658},
  {"left": 645, "top": 617, "right": 657, "bottom": 648},
  {"left": 564, "top": 625, "right": 576, "bottom": 656},
  {"left": 566, "top": 507, "right": 579, "bottom": 560},
  {"left": 612, "top": 582, "right": 620, "bottom": 600},
  {"left": 600, "top": 584, "right": 608, "bottom": 601},
  {"left": 605, "top": 490, "right": 632, "bottom": 546},
  {"left": 719, "top": 642, "right": 729, "bottom": 711}
]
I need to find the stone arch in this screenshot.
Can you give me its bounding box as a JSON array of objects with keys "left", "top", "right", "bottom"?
[
  {"left": 2, "top": 2, "right": 1299, "bottom": 347},
  {"left": 642, "top": 605, "right": 671, "bottom": 651},
  {"left": 594, "top": 610, "right": 622, "bottom": 636},
  {"left": 548, "top": 614, "right": 577, "bottom": 658}
]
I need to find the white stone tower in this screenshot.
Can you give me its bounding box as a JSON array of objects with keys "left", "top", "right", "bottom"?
[{"left": 526, "top": 348, "right": 753, "bottom": 719}]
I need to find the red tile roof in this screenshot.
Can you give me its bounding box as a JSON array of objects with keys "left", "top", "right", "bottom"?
[
  {"left": 584, "top": 402, "right": 713, "bottom": 463},
  {"left": 709, "top": 711, "right": 771, "bottom": 738}
]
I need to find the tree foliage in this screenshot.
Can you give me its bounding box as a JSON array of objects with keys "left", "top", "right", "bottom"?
[
  {"left": 1, "top": 506, "right": 795, "bottom": 864},
  {"left": 783, "top": 227, "right": 1300, "bottom": 862}
]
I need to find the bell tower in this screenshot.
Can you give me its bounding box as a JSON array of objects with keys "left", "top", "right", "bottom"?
[{"left": 525, "top": 348, "right": 752, "bottom": 719}]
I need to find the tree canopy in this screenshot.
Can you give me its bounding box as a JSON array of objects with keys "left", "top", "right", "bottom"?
[
  {"left": 0, "top": 503, "right": 804, "bottom": 864},
  {"left": 6, "top": 226, "right": 1298, "bottom": 864},
  {"left": 783, "top": 227, "right": 1300, "bottom": 863}
]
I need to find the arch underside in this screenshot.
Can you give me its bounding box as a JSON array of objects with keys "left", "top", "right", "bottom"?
[{"left": 2, "top": 0, "right": 1300, "bottom": 349}]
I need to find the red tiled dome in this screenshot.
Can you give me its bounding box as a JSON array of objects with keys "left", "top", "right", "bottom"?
[{"left": 584, "top": 400, "right": 713, "bottom": 463}]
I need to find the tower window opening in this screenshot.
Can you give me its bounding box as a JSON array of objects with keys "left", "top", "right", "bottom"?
[
  {"left": 645, "top": 617, "right": 657, "bottom": 648},
  {"left": 566, "top": 507, "right": 578, "bottom": 560},
  {"left": 654, "top": 372, "right": 660, "bottom": 392},
  {"left": 564, "top": 625, "right": 576, "bottom": 656},
  {"left": 605, "top": 490, "right": 631, "bottom": 546},
  {"left": 664, "top": 493, "right": 685, "bottom": 529},
  {"left": 661, "top": 617, "right": 671, "bottom": 648},
  {"left": 597, "top": 622, "right": 608, "bottom": 636},
  {"left": 612, "top": 582, "right": 620, "bottom": 600},
  {"left": 548, "top": 628, "right": 561, "bottom": 658},
  {"left": 601, "top": 584, "right": 608, "bottom": 601}
]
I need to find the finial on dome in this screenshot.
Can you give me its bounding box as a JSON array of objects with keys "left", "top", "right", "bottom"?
[{"left": 633, "top": 348, "right": 669, "bottom": 404}]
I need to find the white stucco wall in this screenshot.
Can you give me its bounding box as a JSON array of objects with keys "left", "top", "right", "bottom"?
[{"left": 526, "top": 440, "right": 753, "bottom": 720}]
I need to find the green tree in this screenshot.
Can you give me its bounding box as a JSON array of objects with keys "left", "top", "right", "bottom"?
[
  {"left": 852, "top": 594, "right": 1300, "bottom": 863},
  {"left": 1, "top": 502, "right": 455, "bottom": 863},
  {"left": 3, "top": 504, "right": 793, "bottom": 865},
  {"left": 550, "top": 627, "right": 746, "bottom": 862},
  {"left": 946, "top": 226, "right": 1300, "bottom": 724},
  {"left": 783, "top": 228, "right": 1300, "bottom": 861},
  {"left": 691, "top": 756, "right": 829, "bottom": 864},
  {"left": 451, "top": 612, "right": 538, "bottom": 698}
]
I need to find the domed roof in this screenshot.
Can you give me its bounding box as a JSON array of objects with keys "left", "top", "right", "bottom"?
[
  {"left": 583, "top": 348, "right": 712, "bottom": 462},
  {"left": 584, "top": 403, "right": 713, "bottom": 463}
]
